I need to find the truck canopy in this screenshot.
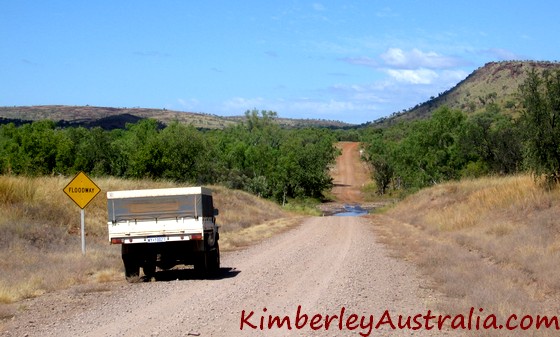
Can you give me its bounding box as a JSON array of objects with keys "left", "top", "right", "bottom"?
[{"left": 107, "top": 187, "right": 214, "bottom": 223}]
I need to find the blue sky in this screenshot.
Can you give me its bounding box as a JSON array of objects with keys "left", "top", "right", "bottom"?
[{"left": 1, "top": 1, "right": 558, "bottom": 124}]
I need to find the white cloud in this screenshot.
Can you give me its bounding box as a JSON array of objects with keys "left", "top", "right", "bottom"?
[
  {"left": 216, "top": 47, "right": 472, "bottom": 123},
  {"left": 381, "top": 48, "right": 464, "bottom": 69},
  {"left": 340, "top": 48, "right": 467, "bottom": 72},
  {"left": 385, "top": 68, "right": 439, "bottom": 84},
  {"left": 381, "top": 48, "right": 407, "bottom": 66}
]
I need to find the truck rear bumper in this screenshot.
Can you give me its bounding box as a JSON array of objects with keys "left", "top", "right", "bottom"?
[{"left": 110, "top": 233, "right": 203, "bottom": 245}]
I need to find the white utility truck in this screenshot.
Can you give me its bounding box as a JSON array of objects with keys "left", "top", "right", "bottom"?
[{"left": 107, "top": 187, "right": 220, "bottom": 281}]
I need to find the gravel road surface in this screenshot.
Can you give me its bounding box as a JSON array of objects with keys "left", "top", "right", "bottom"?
[{"left": 2, "top": 215, "right": 464, "bottom": 337}]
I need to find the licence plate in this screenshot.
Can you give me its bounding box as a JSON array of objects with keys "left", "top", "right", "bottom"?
[{"left": 146, "top": 236, "right": 166, "bottom": 243}]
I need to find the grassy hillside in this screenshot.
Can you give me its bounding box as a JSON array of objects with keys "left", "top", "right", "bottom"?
[
  {"left": 371, "top": 175, "right": 560, "bottom": 337},
  {"left": 0, "top": 105, "right": 352, "bottom": 130},
  {"left": 376, "top": 61, "right": 560, "bottom": 125},
  {"left": 0, "top": 176, "right": 299, "bottom": 304}
]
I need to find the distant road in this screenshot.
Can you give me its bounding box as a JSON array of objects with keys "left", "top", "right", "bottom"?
[{"left": 331, "top": 141, "right": 371, "bottom": 203}]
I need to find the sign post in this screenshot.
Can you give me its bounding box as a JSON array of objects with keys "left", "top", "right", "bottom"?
[{"left": 63, "top": 172, "right": 101, "bottom": 255}]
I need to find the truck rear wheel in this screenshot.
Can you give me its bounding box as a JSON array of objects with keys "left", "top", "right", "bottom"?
[
  {"left": 123, "top": 257, "right": 140, "bottom": 282},
  {"left": 208, "top": 242, "right": 220, "bottom": 275},
  {"left": 195, "top": 242, "right": 220, "bottom": 278},
  {"left": 143, "top": 263, "right": 156, "bottom": 279}
]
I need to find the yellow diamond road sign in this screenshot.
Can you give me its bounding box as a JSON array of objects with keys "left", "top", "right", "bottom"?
[{"left": 63, "top": 171, "right": 101, "bottom": 209}]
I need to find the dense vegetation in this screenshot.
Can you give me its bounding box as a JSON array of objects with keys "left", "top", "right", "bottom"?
[
  {"left": 0, "top": 110, "right": 337, "bottom": 204},
  {"left": 519, "top": 68, "right": 560, "bottom": 187},
  {"left": 2, "top": 65, "right": 559, "bottom": 200},
  {"left": 361, "top": 68, "right": 560, "bottom": 194}
]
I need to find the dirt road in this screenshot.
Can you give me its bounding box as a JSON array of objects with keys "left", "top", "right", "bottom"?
[
  {"left": 2, "top": 216, "right": 463, "bottom": 337},
  {"left": 1, "top": 142, "right": 464, "bottom": 337},
  {"left": 331, "top": 142, "right": 370, "bottom": 204}
]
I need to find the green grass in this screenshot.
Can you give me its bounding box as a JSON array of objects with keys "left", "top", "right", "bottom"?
[{"left": 282, "top": 198, "right": 323, "bottom": 216}]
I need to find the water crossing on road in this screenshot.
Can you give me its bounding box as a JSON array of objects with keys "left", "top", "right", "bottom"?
[{"left": 334, "top": 204, "right": 368, "bottom": 217}]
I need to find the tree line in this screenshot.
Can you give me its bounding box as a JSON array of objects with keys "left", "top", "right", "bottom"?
[
  {"left": 0, "top": 110, "right": 337, "bottom": 204},
  {"left": 3, "top": 68, "right": 557, "bottom": 200},
  {"left": 361, "top": 68, "right": 560, "bottom": 194}
]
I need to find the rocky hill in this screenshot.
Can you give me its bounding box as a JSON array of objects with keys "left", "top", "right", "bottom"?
[{"left": 373, "top": 60, "right": 560, "bottom": 126}]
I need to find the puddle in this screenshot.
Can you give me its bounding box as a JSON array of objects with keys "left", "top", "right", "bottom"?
[{"left": 334, "top": 204, "right": 368, "bottom": 217}]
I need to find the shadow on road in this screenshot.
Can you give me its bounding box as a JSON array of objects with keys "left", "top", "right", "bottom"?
[
  {"left": 143, "top": 267, "right": 241, "bottom": 282},
  {"left": 332, "top": 183, "right": 350, "bottom": 187}
]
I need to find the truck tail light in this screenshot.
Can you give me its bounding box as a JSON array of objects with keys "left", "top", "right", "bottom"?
[
  {"left": 111, "top": 238, "right": 123, "bottom": 244},
  {"left": 191, "top": 234, "right": 203, "bottom": 240}
]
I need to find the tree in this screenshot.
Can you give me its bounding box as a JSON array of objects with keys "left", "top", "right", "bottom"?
[
  {"left": 519, "top": 68, "right": 560, "bottom": 187},
  {"left": 115, "top": 119, "right": 161, "bottom": 179},
  {"left": 361, "top": 107, "right": 469, "bottom": 192},
  {"left": 392, "top": 107, "right": 466, "bottom": 188},
  {"left": 275, "top": 128, "right": 335, "bottom": 202},
  {"left": 68, "top": 127, "right": 116, "bottom": 175},
  {"left": 0, "top": 113, "right": 339, "bottom": 204},
  {"left": 0, "top": 123, "right": 23, "bottom": 174},
  {"left": 11, "top": 121, "right": 59, "bottom": 175},
  {"left": 158, "top": 122, "right": 210, "bottom": 183},
  {"left": 459, "top": 108, "right": 522, "bottom": 176},
  {"left": 363, "top": 130, "right": 393, "bottom": 195}
]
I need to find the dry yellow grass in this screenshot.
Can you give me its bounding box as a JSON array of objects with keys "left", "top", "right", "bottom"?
[
  {"left": 0, "top": 175, "right": 293, "bottom": 304},
  {"left": 370, "top": 175, "right": 560, "bottom": 337},
  {"left": 220, "top": 217, "right": 303, "bottom": 250}
]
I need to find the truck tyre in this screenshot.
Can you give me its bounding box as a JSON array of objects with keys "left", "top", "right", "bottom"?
[
  {"left": 208, "top": 242, "right": 220, "bottom": 276},
  {"left": 194, "top": 254, "right": 206, "bottom": 275},
  {"left": 143, "top": 263, "right": 156, "bottom": 279},
  {"left": 123, "top": 257, "right": 140, "bottom": 282},
  {"left": 195, "top": 242, "right": 220, "bottom": 278}
]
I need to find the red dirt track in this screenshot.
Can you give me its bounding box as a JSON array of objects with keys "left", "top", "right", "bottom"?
[{"left": 330, "top": 142, "right": 371, "bottom": 203}]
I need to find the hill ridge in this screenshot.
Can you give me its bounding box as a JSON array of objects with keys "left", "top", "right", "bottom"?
[
  {"left": 0, "top": 105, "right": 353, "bottom": 130},
  {"left": 373, "top": 60, "right": 560, "bottom": 126}
]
